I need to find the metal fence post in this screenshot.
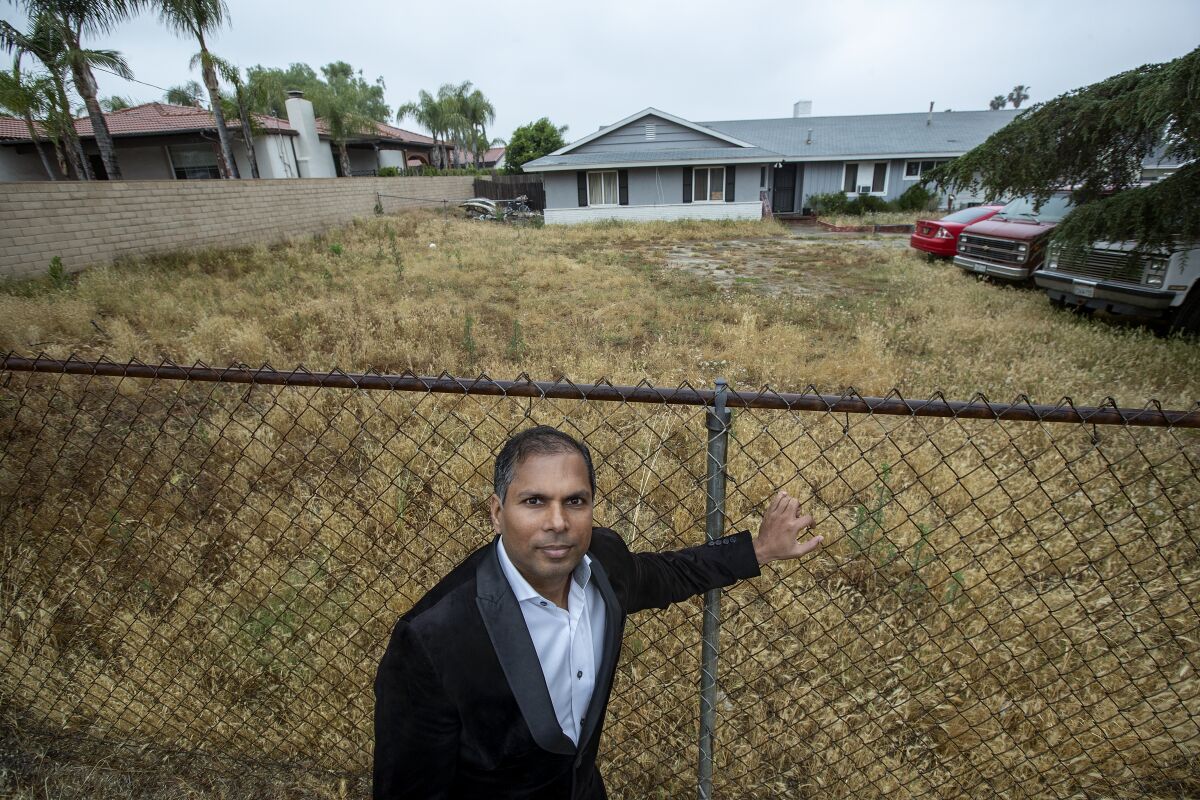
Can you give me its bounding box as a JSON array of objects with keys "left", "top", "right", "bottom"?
[{"left": 698, "top": 379, "right": 731, "bottom": 800}]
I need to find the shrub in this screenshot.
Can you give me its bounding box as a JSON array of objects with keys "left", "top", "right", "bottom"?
[
  {"left": 895, "top": 184, "right": 937, "bottom": 212},
  {"left": 807, "top": 192, "right": 850, "bottom": 215},
  {"left": 377, "top": 166, "right": 401, "bottom": 177},
  {"left": 844, "top": 194, "right": 890, "bottom": 216}
]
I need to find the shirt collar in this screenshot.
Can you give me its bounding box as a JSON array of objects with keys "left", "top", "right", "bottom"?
[{"left": 497, "top": 535, "right": 593, "bottom": 604}]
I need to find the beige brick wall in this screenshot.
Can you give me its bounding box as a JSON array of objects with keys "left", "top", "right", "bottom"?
[{"left": 0, "top": 176, "right": 476, "bottom": 280}]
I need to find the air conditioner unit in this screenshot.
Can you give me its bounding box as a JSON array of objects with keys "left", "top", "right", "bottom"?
[{"left": 857, "top": 185, "right": 873, "bottom": 194}]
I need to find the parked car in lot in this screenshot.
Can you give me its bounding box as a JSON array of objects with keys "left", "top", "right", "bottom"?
[
  {"left": 1034, "top": 241, "right": 1200, "bottom": 334},
  {"left": 954, "top": 193, "right": 1075, "bottom": 281},
  {"left": 910, "top": 204, "right": 1004, "bottom": 258}
]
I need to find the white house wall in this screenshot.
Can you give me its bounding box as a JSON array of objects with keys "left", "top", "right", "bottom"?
[
  {"left": 546, "top": 163, "right": 766, "bottom": 222},
  {"left": 251, "top": 135, "right": 299, "bottom": 179},
  {"left": 0, "top": 147, "right": 52, "bottom": 181},
  {"left": 546, "top": 201, "right": 761, "bottom": 225}
]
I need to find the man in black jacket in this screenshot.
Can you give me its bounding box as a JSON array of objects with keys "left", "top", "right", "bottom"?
[{"left": 374, "top": 426, "right": 821, "bottom": 799}]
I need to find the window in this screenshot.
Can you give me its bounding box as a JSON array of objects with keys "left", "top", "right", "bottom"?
[
  {"left": 693, "top": 167, "right": 725, "bottom": 202},
  {"left": 872, "top": 163, "right": 887, "bottom": 193},
  {"left": 169, "top": 145, "right": 220, "bottom": 180},
  {"left": 843, "top": 164, "right": 858, "bottom": 193},
  {"left": 760, "top": 166, "right": 767, "bottom": 188},
  {"left": 904, "top": 159, "right": 950, "bottom": 179},
  {"left": 843, "top": 162, "right": 888, "bottom": 194},
  {"left": 587, "top": 171, "right": 619, "bottom": 205}
]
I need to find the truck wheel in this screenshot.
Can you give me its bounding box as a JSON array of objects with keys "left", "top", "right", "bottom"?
[{"left": 1167, "top": 288, "right": 1200, "bottom": 336}]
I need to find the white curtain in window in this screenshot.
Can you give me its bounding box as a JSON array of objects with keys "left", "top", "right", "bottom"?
[
  {"left": 603, "top": 172, "right": 618, "bottom": 204},
  {"left": 589, "top": 171, "right": 618, "bottom": 205}
]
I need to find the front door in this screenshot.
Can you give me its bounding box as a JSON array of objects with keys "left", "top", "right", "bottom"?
[{"left": 772, "top": 164, "right": 796, "bottom": 213}]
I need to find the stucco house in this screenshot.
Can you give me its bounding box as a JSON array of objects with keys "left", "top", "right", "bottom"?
[
  {"left": 521, "top": 105, "right": 1021, "bottom": 225},
  {"left": 0, "top": 90, "right": 440, "bottom": 181}
]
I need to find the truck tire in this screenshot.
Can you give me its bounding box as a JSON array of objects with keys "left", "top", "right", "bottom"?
[{"left": 1167, "top": 288, "right": 1200, "bottom": 336}]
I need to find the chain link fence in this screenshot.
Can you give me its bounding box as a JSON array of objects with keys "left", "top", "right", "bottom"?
[{"left": 1, "top": 355, "right": 1198, "bottom": 798}]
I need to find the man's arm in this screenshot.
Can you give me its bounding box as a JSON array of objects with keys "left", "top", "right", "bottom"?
[
  {"left": 373, "top": 620, "right": 460, "bottom": 799},
  {"left": 595, "top": 491, "right": 823, "bottom": 614}
]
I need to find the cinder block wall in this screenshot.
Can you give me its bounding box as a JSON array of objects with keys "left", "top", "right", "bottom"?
[{"left": 0, "top": 176, "right": 476, "bottom": 280}]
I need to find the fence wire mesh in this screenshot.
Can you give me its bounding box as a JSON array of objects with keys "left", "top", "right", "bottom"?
[{"left": 1, "top": 357, "right": 1198, "bottom": 799}]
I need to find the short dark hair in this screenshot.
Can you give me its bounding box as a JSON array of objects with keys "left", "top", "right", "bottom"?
[{"left": 493, "top": 425, "right": 596, "bottom": 505}]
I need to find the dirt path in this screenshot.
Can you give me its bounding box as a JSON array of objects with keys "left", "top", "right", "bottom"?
[{"left": 662, "top": 234, "right": 910, "bottom": 297}]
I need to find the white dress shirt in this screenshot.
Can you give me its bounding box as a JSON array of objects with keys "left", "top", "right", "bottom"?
[{"left": 497, "top": 538, "right": 607, "bottom": 745}]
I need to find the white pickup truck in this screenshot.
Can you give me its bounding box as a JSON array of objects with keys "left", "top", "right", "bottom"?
[{"left": 1033, "top": 242, "right": 1200, "bottom": 334}]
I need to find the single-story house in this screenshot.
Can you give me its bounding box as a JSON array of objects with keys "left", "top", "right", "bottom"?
[
  {"left": 0, "top": 90, "right": 441, "bottom": 181},
  {"left": 521, "top": 106, "right": 1021, "bottom": 225}
]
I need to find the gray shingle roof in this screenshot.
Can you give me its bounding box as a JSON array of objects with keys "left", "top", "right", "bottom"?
[
  {"left": 702, "top": 110, "right": 1020, "bottom": 159},
  {"left": 524, "top": 146, "right": 781, "bottom": 169},
  {"left": 523, "top": 109, "right": 1021, "bottom": 171}
]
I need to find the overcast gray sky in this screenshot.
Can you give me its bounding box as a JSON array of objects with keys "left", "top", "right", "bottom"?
[{"left": 5, "top": 0, "right": 1198, "bottom": 143}]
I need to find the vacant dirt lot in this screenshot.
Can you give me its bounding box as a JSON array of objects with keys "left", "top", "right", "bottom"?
[{"left": 2, "top": 211, "right": 1198, "bottom": 799}]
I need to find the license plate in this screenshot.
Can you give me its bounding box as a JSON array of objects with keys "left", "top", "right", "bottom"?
[
  {"left": 973, "top": 263, "right": 988, "bottom": 273},
  {"left": 1075, "top": 284, "right": 1095, "bottom": 298}
]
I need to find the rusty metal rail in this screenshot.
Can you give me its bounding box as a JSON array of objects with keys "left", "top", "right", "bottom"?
[{"left": 3, "top": 354, "right": 1196, "bottom": 428}]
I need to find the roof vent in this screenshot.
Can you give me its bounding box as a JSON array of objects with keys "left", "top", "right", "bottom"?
[
  {"left": 645, "top": 123, "right": 656, "bottom": 140},
  {"left": 806, "top": 128, "right": 813, "bottom": 145},
  {"left": 286, "top": 89, "right": 304, "bottom": 99}
]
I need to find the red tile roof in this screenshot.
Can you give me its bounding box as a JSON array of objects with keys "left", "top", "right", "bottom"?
[
  {"left": 70, "top": 102, "right": 295, "bottom": 137},
  {"left": 3, "top": 103, "right": 439, "bottom": 148},
  {"left": 312, "top": 118, "right": 436, "bottom": 146},
  {"left": 0, "top": 116, "right": 36, "bottom": 141},
  {"left": 482, "top": 146, "right": 505, "bottom": 163}
]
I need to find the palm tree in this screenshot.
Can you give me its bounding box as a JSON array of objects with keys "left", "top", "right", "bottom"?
[
  {"left": 310, "top": 79, "right": 374, "bottom": 177},
  {"left": 209, "top": 55, "right": 259, "bottom": 178},
  {"left": 398, "top": 87, "right": 455, "bottom": 170},
  {"left": 989, "top": 95, "right": 1007, "bottom": 111},
  {"left": 0, "top": 11, "right": 108, "bottom": 179},
  {"left": 99, "top": 93, "right": 130, "bottom": 110},
  {"left": 164, "top": 80, "right": 203, "bottom": 106},
  {"left": 458, "top": 84, "right": 495, "bottom": 168},
  {"left": 155, "top": 0, "right": 239, "bottom": 178},
  {"left": 1007, "top": 84, "right": 1030, "bottom": 109},
  {"left": 0, "top": 62, "right": 59, "bottom": 178},
  {"left": 17, "top": 0, "right": 140, "bottom": 180}
]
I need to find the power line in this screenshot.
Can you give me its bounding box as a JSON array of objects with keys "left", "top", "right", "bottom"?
[{"left": 91, "top": 64, "right": 175, "bottom": 96}]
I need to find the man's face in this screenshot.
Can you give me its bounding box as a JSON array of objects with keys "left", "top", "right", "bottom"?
[{"left": 490, "top": 450, "right": 593, "bottom": 600}]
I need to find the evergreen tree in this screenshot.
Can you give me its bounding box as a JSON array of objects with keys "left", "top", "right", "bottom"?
[
  {"left": 929, "top": 48, "right": 1198, "bottom": 254},
  {"left": 505, "top": 117, "right": 568, "bottom": 174}
]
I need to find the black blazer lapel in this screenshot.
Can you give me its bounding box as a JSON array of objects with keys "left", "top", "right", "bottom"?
[
  {"left": 578, "top": 556, "right": 623, "bottom": 750},
  {"left": 475, "top": 538, "right": 576, "bottom": 756}
]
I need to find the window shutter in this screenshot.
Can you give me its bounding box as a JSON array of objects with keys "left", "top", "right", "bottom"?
[
  {"left": 682, "top": 167, "right": 693, "bottom": 203},
  {"left": 725, "top": 166, "right": 735, "bottom": 202},
  {"left": 618, "top": 169, "right": 629, "bottom": 205},
  {"left": 577, "top": 171, "right": 588, "bottom": 207}
]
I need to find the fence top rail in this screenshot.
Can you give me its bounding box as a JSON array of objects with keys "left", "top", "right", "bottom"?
[{"left": 3, "top": 354, "right": 1197, "bottom": 429}]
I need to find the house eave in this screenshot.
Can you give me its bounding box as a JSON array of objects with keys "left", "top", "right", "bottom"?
[
  {"left": 551, "top": 107, "right": 758, "bottom": 156},
  {"left": 524, "top": 155, "right": 783, "bottom": 172}
]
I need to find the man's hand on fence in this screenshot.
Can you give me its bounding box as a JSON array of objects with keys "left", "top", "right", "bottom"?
[{"left": 752, "top": 491, "right": 822, "bottom": 566}]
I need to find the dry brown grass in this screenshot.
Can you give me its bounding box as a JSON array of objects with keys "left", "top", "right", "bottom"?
[
  {"left": 1, "top": 208, "right": 1196, "bottom": 405},
  {"left": 2, "top": 209, "right": 1199, "bottom": 798}
]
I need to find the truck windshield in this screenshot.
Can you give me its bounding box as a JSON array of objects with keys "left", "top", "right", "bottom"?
[{"left": 997, "top": 194, "right": 1075, "bottom": 223}]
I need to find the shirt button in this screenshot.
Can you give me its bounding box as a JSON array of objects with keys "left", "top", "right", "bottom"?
[
  {"left": 539, "top": 601, "right": 547, "bottom": 607},
  {"left": 577, "top": 671, "right": 583, "bottom": 679}
]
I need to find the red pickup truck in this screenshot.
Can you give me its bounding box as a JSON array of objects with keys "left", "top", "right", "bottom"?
[{"left": 954, "top": 193, "right": 1074, "bottom": 281}]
